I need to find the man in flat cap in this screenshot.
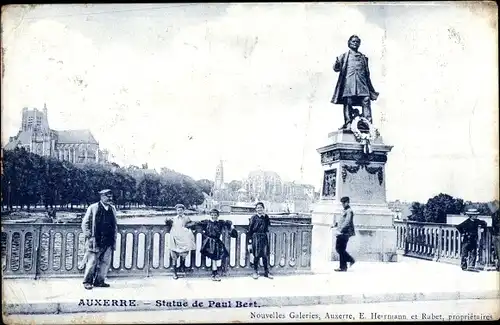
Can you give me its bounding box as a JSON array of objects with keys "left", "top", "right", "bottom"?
[
  {"left": 487, "top": 201, "right": 500, "bottom": 271},
  {"left": 456, "top": 208, "right": 487, "bottom": 272},
  {"left": 81, "top": 189, "right": 118, "bottom": 289}
]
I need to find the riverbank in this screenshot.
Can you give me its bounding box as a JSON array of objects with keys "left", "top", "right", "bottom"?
[{"left": 1, "top": 209, "right": 308, "bottom": 225}]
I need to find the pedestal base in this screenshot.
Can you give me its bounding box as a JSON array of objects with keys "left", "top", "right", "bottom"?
[
  {"left": 311, "top": 201, "right": 398, "bottom": 265},
  {"left": 331, "top": 227, "right": 398, "bottom": 262},
  {"left": 312, "top": 128, "right": 397, "bottom": 265}
]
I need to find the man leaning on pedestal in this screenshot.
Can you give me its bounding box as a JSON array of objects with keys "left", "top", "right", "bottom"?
[
  {"left": 488, "top": 201, "right": 500, "bottom": 272},
  {"left": 456, "top": 208, "right": 487, "bottom": 272},
  {"left": 81, "top": 189, "right": 118, "bottom": 290}
]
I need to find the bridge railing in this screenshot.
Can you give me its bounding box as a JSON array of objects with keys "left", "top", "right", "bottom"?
[
  {"left": 1, "top": 221, "right": 312, "bottom": 279},
  {"left": 394, "top": 220, "right": 497, "bottom": 269}
]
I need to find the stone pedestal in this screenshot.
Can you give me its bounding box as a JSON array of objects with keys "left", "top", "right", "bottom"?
[{"left": 311, "top": 129, "right": 397, "bottom": 267}]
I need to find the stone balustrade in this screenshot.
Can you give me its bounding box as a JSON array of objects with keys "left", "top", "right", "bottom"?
[
  {"left": 1, "top": 221, "right": 313, "bottom": 279},
  {"left": 394, "top": 220, "right": 497, "bottom": 270}
]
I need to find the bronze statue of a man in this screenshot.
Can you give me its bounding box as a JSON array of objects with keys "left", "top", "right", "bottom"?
[{"left": 331, "top": 35, "right": 379, "bottom": 128}]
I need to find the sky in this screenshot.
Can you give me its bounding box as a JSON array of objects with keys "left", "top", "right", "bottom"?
[{"left": 1, "top": 2, "right": 498, "bottom": 203}]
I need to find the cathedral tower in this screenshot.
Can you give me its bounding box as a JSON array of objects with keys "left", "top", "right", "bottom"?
[{"left": 214, "top": 160, "right": 224, "bottom": 190}]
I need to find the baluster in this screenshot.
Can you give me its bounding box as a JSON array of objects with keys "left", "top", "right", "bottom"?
[
  {"left": 420, "top": 227, "right": 425, "bottom": 255},
  {"left": 4, "top": 232, "right": 11, "bottom": 272},
  {"left": 144, "top": 230, "right": 152, "bottom": 275},
  {"left": 72, "top": 231, "right": 79, "bottom": 273},
  {"left": 403, "top": 227, "right": 407, "bottom": 254},
  {"left": 31, "top": 226, "right": 41, "bottom": 278},
  {"left": 430, "top": 228, "right": 435, "bottom": 257},
  {"left": 422, "top": 227, "right": 427, "bottom": 255},
  {"left": 151, "top": 232, "right": 159, "bottom": 270},
  {"left": 132, "top": 231, "right": 139, "bottom": 271},
  {"left": 408, "top": 227, "right": 413, "bottom": 254},
  {"left": 450, "top": 230, "right": 455, "bottom": 259},
  {"left": 397, "top": 225, "right": 401, "bottom": 249},
  {"left": 425, "top": 227, "right": 430, "bottom": 256},
  {"left": 446, "top": 229, "right": 453, "bottom": 258},
  {"left": 281, "top": 231, "right": 287, "bottom": 267},
  {"left": 165, "top": 233, "right": 176, "bottom": 269},
  {"left": 477, "top": 228, "right": 485, "bottom": 268},
  {"left": 486, "top": 229, "right": 494, "bottom": 268},
  {"left": 414, "top": 227, "right": 418, "bottom": 255},
  {"left": 289, "top": 230, "right": 296, "bottom": 268},
  {"left": 443, "top": 230, "right": 447, "bottom": 258},
  {"left": 230, "top": 231, "right": 237, "bottom": 268},
  {"left": 440, "top": 227, "right": 445, "bottom": 260},
  {"left": 47, "top": 231, "right": 54, "bottom": 272},
  {"left": 18, "top": 231, "right": 26, "bottom": 274},
  {"left": 399, "top": 225, "right": 404, "bottom": 249},
  {"left": 240, "top": 233, "right": 247, "bottom": 268},
  {"left": 412, "top": 227, "right": 417, "bottom": 254},
  {"left": 120, "top": 231, "right": 127, "bottom": 270},
  {"left": 417, "top": 227, "right": 421, "bottom": 254},
  {"left": 442, "top": 230, "right": 447, "bottom": 258},
  {"left": 413, "top": 227, "right": 418, "bottom": 254}
]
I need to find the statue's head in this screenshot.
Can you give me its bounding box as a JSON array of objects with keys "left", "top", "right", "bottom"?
[{"left": 348, "top": 35, "right": 361, "bottom": 51}]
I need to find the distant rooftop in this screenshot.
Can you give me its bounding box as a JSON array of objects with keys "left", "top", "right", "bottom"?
[{"left": 56, "top": 130, "right": 98, "bottom": 144}]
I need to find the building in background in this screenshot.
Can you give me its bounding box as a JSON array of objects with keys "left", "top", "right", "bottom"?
[
  {"left": 388, "top": 200, "right": 412, "bottom": 220},
  {"left": 244, "top": 170, "right": 283, "bottom": 202},
  {"left": 204, "top": 163, "right": 317, "bottom": 213},
  {"left": 4, "top": 105, "right": 109, "bottom": 164},
  {"left": 211, "top": 160, "right": 233, "bottom": 203}
]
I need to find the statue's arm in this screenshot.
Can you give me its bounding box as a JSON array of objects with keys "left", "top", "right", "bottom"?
[
  {"left": 365, "top": 56, "right": 371, "bottom": 77},
  {"left": 333, "top": 55, "right": 342, "bottom": 72}
]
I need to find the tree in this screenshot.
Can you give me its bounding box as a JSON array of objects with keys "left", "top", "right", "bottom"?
[
  {"left": 464, "top": 201, "right": 492, "bottom": 215},
  {"left": 195, "top": 179, "right": 214, "bottom": 194},
  {"left": 423, "top": 193, "right": 465, "bottom": 223},
  {"left": 137, "top": 174, "right": 162, "bottom": 207},
  {"left": 409, "top": 202, "right": 425, "bottom": 222},
  {"left": 1, "top": 148, "right": 206, "bottom": 211},
  {"left": 228, "top": 180, "right": 243, "bottom": 192}
]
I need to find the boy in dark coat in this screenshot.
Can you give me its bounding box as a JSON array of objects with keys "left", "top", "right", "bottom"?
[
  {"left": 247, "top": 202, "right": 273, "bottom": 279},
  {"left": 456, "top": 208, "right": 488, "bottom": 271}
]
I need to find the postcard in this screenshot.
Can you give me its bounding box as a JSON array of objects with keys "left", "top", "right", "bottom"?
[{"left": 1, "top": 2, "right": 499, "bottom": 324}]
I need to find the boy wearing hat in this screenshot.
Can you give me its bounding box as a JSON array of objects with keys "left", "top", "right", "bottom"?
[
  {"left": 166, "top": 204, "right": 196, "bottom": 279},
  {"left": 81, "top": 189, "right": 118, "bottom": 290},
  {"left": 456, "top": 208, "right": 488, "bottom": 271},
  {"left": 191, "top": 209, "right": 237, "bottom": 281},
  {"left": 247, "top": 202, "right": 273, "bottom": 279}
]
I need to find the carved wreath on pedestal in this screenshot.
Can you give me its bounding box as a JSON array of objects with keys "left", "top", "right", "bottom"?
[
  {"left": 342, "top": 164, "right": 384, "bottom": 186},
  {"left": 350, "top": 117, "right": 380, "bottom": 154}
]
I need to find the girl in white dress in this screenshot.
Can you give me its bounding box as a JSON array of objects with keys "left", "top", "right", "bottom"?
[{"left": 165, "top": 204, "right": 196, "bottom": 279}]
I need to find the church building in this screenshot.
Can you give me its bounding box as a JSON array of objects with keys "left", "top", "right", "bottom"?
[{"left": 4, "top": 104, "right": 109, "bottom": 164}]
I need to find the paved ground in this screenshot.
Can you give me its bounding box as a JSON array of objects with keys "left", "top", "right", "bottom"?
[
  {"left": 5, "top": 299, "right": 499, "bottom": 324},
  {"left": 3, "top": 258, "right": 499, "bottom": 316}
]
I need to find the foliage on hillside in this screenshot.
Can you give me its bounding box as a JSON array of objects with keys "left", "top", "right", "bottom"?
[
  {"left": 1, "top": 148, "right": 206, "bottom": 210},
  {"left": 409, "top": 193, "right": 496, "bottom": 223}
]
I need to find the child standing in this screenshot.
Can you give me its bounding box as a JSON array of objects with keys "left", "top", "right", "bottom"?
[
  {"left": 247, "top": 202, "right": 273, "bottom": 279},
  {"left": 194, "top": 209, "right": 237, "bottom": 281},
  {"left": 165, "top": 204, "right": 196, "bottom": 279}
]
